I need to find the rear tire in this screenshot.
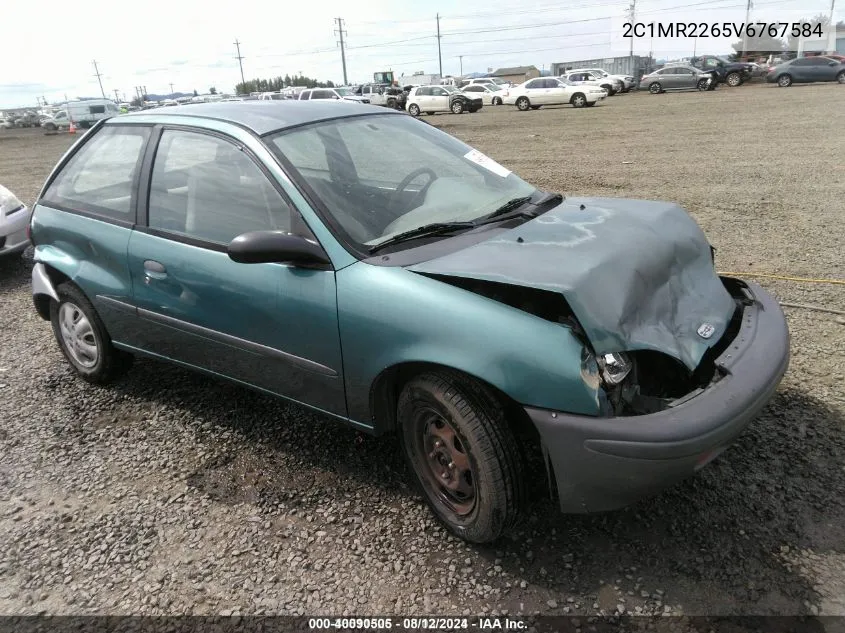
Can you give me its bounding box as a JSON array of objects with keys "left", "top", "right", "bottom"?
[
  {"left": 515, "top": 96, "right": 530, "bottom": 111},
  {"left": 49, "top": 282, "right": 133, "bottom": 384},
  {"left": 397, "top": 371, "right": 525, "bottom": 544},
  {"left": 837, "top": 71, "right": 845, "bottom": 84}
]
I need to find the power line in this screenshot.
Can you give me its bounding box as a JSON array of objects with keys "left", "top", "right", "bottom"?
[
  {"left": 92, "top": 60, "right": 106, "bottom": 98},
  {"left": 335, "top": 17, "right": 349, "bottom": 85},
  {"left": 234, "top": 39, "right": 246, "bottom": 86}
]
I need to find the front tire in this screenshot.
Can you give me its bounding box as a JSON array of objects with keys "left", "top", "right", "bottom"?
[
  {"left": 726, "top": 72, "right": 742, "bottom": 87},
  {"left": 697, "top": 78, "right": 710, "bottom": 91},
  {"left": 50, "top": 282, "right": 133, "bottom": 384},
  {"left": 649, "top": 82, "right": 662, "bottom": 94},
  {"left": 777, "top": 74, "right": 792, "bottom": 87},
  {"left": 408, "top": 103, "right": 421, "bottom": 117},
  {"left": 398, "top": 371, "right": 525, "bottom": 544},
  {"left": 515, "top": 96, "right": 530, "bottom": 111},
  {"left": 451, "top": 100, "right": 464, "bottom": 114},
  {"left": 837, "top": 71, "right": 845, "bottom": 84},
  {"left": 570, "top": 92, "right": 587, "bottom": 107},
  {"left": 492, "top": 97, "right": 502, "bottom": 105}
]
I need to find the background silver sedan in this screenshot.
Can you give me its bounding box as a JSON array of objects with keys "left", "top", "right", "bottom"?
[{"left": 639, "top": 65, "right": 714, "bottom": 94}]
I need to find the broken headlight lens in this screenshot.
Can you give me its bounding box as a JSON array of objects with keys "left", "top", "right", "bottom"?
[{"left": 597, "top": 352, "right": 632, "bottom": 385}]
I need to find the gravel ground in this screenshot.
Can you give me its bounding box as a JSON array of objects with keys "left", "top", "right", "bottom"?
[{"left": 1, "top": 83, "right": 844, "bottom": 619}]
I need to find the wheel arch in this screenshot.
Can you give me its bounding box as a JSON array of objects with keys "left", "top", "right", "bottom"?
[
  {"left": 33, "top": 261, "right": 72, "bottom": 321},
  {"left": 370, "top": 360, "right": 538, "bottom": 439}
]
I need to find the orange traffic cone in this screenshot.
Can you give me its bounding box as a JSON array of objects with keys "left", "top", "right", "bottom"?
[{"left": 68, "top": 121, "right": 76, "bottom": 134}]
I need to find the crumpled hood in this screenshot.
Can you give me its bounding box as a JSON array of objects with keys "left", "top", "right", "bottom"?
[{"left": 409, "top": 196, "right": 736, "bottom": 371}]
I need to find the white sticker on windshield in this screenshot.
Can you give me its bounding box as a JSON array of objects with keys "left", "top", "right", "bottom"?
[{"left": 463, "top": 149, "right": 511, "bottom": 178}]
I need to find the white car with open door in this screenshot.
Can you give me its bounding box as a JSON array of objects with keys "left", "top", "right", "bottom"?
[
  {"left": 503, "top": 77, "right": 606, "bottom": 110},
  {"left": 562, "top": 70, "right": 621, "bottom": 95},
  {"left": 460, "top": 83, "right": 507, "bottom": 105}
]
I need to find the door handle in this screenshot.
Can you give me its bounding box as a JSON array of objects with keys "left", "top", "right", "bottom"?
[{"left": 143, "top": 260, "right": 167, "bottom": 281}]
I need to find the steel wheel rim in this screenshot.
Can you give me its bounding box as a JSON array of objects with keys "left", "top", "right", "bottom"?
[
  {"left": 58, "top": 302, "right": 99, "bottom": 368},
  {"left": 517, "top": 98, "right": 528, "bottom": 110},
  {"left": 413, "top": 408, "right": 476, "bottom": 516}
]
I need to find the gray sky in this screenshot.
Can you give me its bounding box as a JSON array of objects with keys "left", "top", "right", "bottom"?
[{"left": 2, "top": 0, "right": 838, "bottom": 107}]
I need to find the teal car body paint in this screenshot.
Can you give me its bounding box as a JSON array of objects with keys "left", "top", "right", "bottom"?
[{"left": 28, "top": 101, "right": 789, "bottom": 543}]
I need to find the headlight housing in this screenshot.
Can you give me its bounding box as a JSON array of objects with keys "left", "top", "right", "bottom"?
[{"left": 596, "top": 352, "right": 632, "bottom": 385}]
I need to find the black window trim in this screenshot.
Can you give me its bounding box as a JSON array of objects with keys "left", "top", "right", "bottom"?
[
  {"left": 38, "top": 120, "right": 154, "bottom": 229},
  {"left": 135, "top": 123, "right": 333, "bottom": 269}
]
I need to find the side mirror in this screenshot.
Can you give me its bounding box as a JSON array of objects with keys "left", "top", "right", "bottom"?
[{"left": 227, "top": 231, "right": 331, "bottom": 266}]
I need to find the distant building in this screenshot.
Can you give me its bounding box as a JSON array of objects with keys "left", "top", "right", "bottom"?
[
  {"left": 492, "top": 65, "right": 541, "bottom": 84},
  {"left": 551, "top": 56, "right": 650, "bottom": 78}
]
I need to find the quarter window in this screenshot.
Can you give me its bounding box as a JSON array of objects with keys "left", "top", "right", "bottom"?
[
  {"left": 147, "top": 130, "right": 293, "bottom": 244},
  {"left": 42, "top": 125, "right": 150, "bottom": 219}
]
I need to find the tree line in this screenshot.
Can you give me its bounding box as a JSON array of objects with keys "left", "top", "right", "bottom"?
[{"left": 235, "top": 74, "right": 336, "bottom": 95}]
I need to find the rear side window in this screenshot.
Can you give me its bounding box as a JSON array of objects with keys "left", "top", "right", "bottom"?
[
  {"left": 42, "top": 125, "right": 150, "bottom": 219},
  {"left": 147, "top": 129, "right": 293, "bottom": 245}
]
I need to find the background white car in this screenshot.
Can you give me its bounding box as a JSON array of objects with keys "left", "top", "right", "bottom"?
[
  {"left": 460, "top": 83, "right": 507, "bottom": 105},
  {"left": 0, "top": 184, "right": 31, "bottom": 258},
  {"left": 503, "top": 77, "right": 606, "bottom": 110},
  {"left": 562, "top": 70, "right": 622, "bottom": 95},
  {"left": 571, "top": 68, "right": 635, "bottom": 92},
  {"left": 298, "top": 88, "right": 368, "bottom": 103}
]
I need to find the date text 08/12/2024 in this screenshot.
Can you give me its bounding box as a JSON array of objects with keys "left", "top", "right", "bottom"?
[{"left": 622, "top": 21, "right": 825, "bottom": 38}]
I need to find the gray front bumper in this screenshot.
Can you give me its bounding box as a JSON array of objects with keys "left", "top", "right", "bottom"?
[{"left": 527, "top": 280, "right": 790, "bottom": 513}]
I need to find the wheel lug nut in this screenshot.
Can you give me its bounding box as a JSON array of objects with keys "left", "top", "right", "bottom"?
[
  {"left": 434, "top": 440, "right": 443, "bottom": 448},
  {"left": 440, "top": 471, "right": 449, "bottom": 479},
  {"left": 448, "top": 462, "right": 455, "bottom": 469}
]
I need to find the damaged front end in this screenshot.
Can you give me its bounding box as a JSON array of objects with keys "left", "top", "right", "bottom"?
[{"left": 586, "top": 276, "right": 754, "bottom": 416}]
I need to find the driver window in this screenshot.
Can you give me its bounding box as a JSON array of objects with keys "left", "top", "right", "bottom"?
[{"left": 432, "top": 87, "right": 447, "bottom": 96}]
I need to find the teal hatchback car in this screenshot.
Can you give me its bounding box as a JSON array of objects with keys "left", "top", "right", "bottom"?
[{"left": 29, "top": 101, "right": 789, "bottom": 543}]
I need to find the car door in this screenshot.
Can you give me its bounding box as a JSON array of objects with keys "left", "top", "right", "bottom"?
[
  {"left": 808, "top": 56, "right": 839, "bottom": 81},
  {"left": 127, "top": 126, "right": 346, "bottom": 416},
  {"left": 788, "top": 58, "right": 812, "bottom": 82},
  {"left": 523, "top": 78, "right": 548, "bottom": 104},
  {"left": 429, "top": 86, "right": 450, "bottom": 111},
  {"left": 676, "top": 67, "right": 696, "bottom": 88}
]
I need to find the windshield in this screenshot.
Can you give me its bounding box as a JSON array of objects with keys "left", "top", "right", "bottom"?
[
  {"left": 556, "top": 77, "right": 573, "bottom": 85},
  {"left": 268, "top": 114, "right": 537, "bottom": 250},
  {"left": 334, "top": 87, "right": 351, "bottom": 96}
]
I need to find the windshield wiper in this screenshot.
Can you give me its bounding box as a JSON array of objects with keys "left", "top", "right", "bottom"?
[
  {"left": 368, "top": 221, "right": 476, "bottom": 253},
  {"left": 475, "top": 191, "right": 564, "bottom": 226}
]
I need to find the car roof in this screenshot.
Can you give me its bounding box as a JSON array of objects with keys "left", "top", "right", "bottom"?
[{"left": 115, "top": 100, "right": 400, "bottom": 135}]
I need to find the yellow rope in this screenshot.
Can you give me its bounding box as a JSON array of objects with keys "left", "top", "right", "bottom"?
[{"left": 717, "top": 272, "right": 845, "bottom": 286}]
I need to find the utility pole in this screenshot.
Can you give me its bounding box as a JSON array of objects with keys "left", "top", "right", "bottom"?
[
  {"left": 92, "top": 60, "right": 106, "bottom": 98},
  {"left": 459, "top": 55, "right": 463, "bottom": 77},
  {"left": 113, "top": 88, "right": 120, "bottom": 102},
  {"left": 169, "top": 82, "right": 175, "bottom": 95},
  {"left": 436, "top": 13, "right": 443, "bottom": 78},
  {"left": 741, "top": 0, "right": 753, "bottom": 60},
  {"left": 334, "top": 18, "right": 349, "bottom": 86},
  {"left": 233, "top": 39, "right": 246, "bottom": 87},
  {"left": 627, "top": 0, "right": 636, "bottom": 66}
]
